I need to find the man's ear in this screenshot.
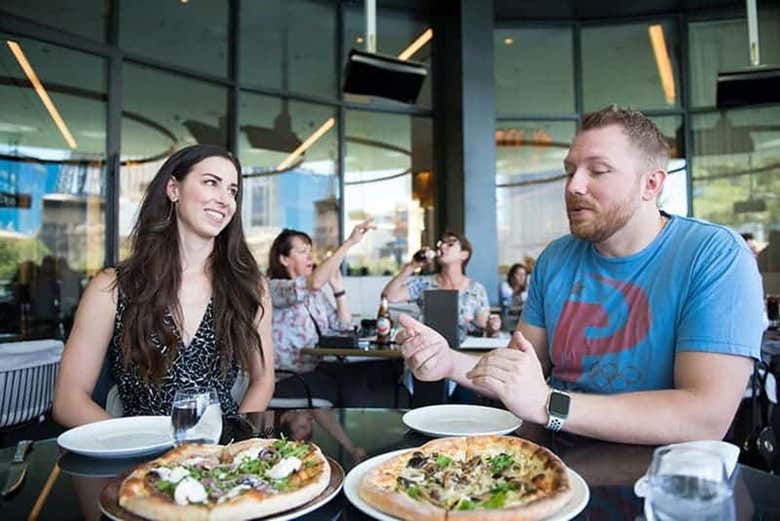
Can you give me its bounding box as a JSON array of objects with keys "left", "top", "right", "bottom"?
[
  {"left": 642, "top": 169, "right": 667, "bottom": 201},
  {"left": 166, "top": 177, "right": 179, "bottom": 202}
]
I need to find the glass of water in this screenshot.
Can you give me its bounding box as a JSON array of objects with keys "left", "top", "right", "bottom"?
[
  {"left": 171, "top": 387, "right": 223, "bottom": 445},
  {"left": 645, "top": 445, "right": 736, "bottom": 521}
]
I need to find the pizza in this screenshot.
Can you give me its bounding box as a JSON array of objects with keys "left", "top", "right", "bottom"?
[
  {"left": 359, "top": 435, "right": 572, "bottom": 521},
  {"left": 118, "top": 437, "right": 330, "bottom": 521}
]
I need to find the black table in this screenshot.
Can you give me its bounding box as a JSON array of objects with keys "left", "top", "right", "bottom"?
[{"left": 2, "top": 409, "right": 780, "bottom": 520}]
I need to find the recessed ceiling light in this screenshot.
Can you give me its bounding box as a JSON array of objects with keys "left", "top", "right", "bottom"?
[
  {"left": 356, "top": 36, "right": 364, "bottom": 44},
  {"left": 504, "top": 38, "right": 514, "bottom": 45}
]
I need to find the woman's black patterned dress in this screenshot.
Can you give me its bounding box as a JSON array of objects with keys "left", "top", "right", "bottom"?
[{"left": 108, "top": 292, "right": 239, "bottom": 416}]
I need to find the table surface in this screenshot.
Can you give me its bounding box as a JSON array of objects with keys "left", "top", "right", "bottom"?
[{"left": 3, "top": 409, "right": 780, "bottom": 520}]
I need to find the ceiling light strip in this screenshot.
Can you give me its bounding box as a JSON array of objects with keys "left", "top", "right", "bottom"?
[
  {"left": 7, "top": 41, "right": 78, "bottom": 149},
  {"left": 276, "top": 117, "right": 335, "bottom": 171},
  {"left": 397, "top": 28, "right": 433, "bottom": 61},
  {"left": 647, "top": 25, "right": 676, "bottom": 105}
]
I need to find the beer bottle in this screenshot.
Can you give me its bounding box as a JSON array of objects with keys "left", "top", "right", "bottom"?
[
  {"left": 376, "top": 295, "right": 393, "bottom": 346},
  {"left": 413, "top": 247, "right": 436, "bottom": 264}
]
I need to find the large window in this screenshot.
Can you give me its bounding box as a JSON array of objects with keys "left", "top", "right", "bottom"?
[
  {"left": 582, "top": 20, "right": 682, "bottom": 111},
  {"left": 238, "top": 93, "right": 339, "bottom": 269},
  {"left": 691, "top": 107, "right": 780, "bottom": 253},
  {"left": 0, "top": 35, "right": 106, "bottom": 338},
  {"left": 240, "top": 0, "right": 337, "bottom": 98},
  {"left": 344, "top": 110, "right": 433, "bottom": 275},
  {"left": 1, "top": 0, "right": 106, "bottom": 41},
  {"left": 119, "top": 64, "right": 229, "bottom": 258},
  {"left": 688, "top": 10, "right": 780, "bottom": 108},
  {"left": 120, "top": 0, "right": 229, "bottom": 77},
  {"left": 495, "top": 121, "right": 576, "bottom": 269},
  {"left": 494, "top": 27, "right": 574, "bottom": 115}
]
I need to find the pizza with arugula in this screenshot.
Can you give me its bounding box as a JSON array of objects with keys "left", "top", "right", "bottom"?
[{"left": 118, "top": 437, "right": 330, "bottom": 520}]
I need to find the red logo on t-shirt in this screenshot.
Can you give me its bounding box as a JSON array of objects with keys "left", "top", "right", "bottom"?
[{"left": 551, "top": 275, "right": 651, "bottom": 382}]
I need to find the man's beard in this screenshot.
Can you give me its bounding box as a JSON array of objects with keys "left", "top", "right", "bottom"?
[{"left": 566, "top": 194, "right": 640, "bottom": 243}]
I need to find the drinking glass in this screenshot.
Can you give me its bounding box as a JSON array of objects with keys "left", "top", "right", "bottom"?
[
  {"left": 170, "top": 387, "right": 222, "bottom": 445},
  {"left": 645, "top": 445, "right": 735, "bottom": 521}
]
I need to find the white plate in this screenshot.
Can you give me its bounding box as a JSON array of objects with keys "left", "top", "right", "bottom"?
[
  {"left": 58, "top": 416, "right": 174, "bottom": 458},
  {"left": 403, "top": 404, "right": 523, "bottom": 437},
  {"left": 344, "top": 449, "right": 590, "bottom": 521}
]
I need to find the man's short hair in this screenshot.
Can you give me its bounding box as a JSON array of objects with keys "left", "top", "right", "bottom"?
[{"left": 581, "top": 105, "right": 670, "bottom": 171}]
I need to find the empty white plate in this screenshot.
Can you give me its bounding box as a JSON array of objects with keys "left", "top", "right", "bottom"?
[
  {"left": 402, "top": 404, "right": 522, "bottom": 437},
  {"left": 58, "top": 416, "right": 174, "bottom": 458}
]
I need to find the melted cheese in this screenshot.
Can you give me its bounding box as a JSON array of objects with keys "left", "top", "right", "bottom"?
[
  {"left": 174, "top": 477, "right": 208, "bottom": 505},
  {"left": 234, "top": 446, "right": 263, "bottom": 463},
  {"left": 267, "top": 456, "right": 302, "bottom": 480},
  {"left": 152, "top": 466, "right": 190, "bottom": 483}
]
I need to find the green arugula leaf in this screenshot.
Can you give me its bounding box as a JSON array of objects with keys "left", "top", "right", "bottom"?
[
  {"left": 482, "top": 490, "right": 507, "bottom": 509},
  {"left": 155, "top": 479, "right": 176, "bottom": 495},
  {"left": 435, "top": 454, "right": 452, "bottom": 468},
  {"left": 406, "top": 484, "right": 420, "bottom": 499},
  {"left": 458, "top": 499, "right": 475, "bottom": 511},
  {"left": 489, "top": 453, "right": 515, "bottom": 474}
]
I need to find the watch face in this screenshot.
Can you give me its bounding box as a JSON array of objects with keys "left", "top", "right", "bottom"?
[{"left": 549, "top": 391, "right": 570, "bottom": 416}]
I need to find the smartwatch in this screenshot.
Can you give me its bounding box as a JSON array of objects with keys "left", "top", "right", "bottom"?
[{"left": 545, "top": 389, "right": 570, "bottom": 431}]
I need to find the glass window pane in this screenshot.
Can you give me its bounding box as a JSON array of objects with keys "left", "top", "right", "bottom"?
[
  {"left": 688, "top": 8, "right": 780, "bottom": 108},
  {"left": 650, "top": 115, "right": 688, "bottom": 216},
  {"left": 0, "top": 35, "right": 106, "bottom": 338},
  {"left": 1, "top": 0, "right": 106, "bottom": 41},
  {"left": 691, "top": 108, "right": 780, "bottom": 273},
  {"left": 582, "top": 20, "right": 681, "bottom": 111},
  {"left": 343, "top": 7, "right": 433, "bottom": 109},
  {"left": 238, "top": 93, "right": 338, "bottom": 268},
  {"left": 241, "top": 0, "right": 336, "bottom": 98},
  {"left": 495, "top": 121, "right": 575, "bottom": 270},
  {"left": 345, "top": 111, "right": 434, "bottom": 275},
  {"left": 495, "top": 27, "right": 574, "bottom": 115},
  {"left": 120, "top": 0, "right": 228, "bottom": 77},
  {"left": 120, "top": 64, "right": 228, "bottom": 258}
]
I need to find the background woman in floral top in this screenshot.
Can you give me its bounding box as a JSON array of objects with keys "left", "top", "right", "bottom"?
[
  {"left": 382, "top": 230, "right": 501, "bottom": 343},
  {"left": 267, "top": 220, "right": 373, "bottom": 403}
]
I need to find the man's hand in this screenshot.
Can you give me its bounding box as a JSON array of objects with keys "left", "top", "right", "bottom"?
[
  {"left": 396, "top": 314, "right": 454, "bottom": 382},
  {"left": 465, "top": 330, "right": 549, "bottom": 424}
]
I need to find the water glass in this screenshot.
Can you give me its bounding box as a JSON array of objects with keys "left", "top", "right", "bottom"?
[
  {"left": 170, "top": 387, "right": 222, "bottom": 445},
  {"left": 645, "top": 445, "right": 735, "bottom": 521}
]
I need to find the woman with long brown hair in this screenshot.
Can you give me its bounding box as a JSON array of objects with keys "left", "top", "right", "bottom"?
[{"left": 53, "top": 145, "right": 274, "bottom": 427}]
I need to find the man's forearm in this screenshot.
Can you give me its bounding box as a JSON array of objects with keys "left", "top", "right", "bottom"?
[{"left": 559, "top": 388, "right": 734, "bottom": 444}]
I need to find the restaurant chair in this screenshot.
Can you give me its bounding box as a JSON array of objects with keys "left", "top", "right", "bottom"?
[
  {"left": 0, "top": 339, "right": 63, "bottom": 430},
  {"left": 233, "top": 370, "right": 333, "bottom": 410}
]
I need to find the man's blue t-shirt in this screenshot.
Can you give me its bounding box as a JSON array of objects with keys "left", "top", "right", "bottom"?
[{"left": 523, "top": 214, "right": 764, "bottom": 394}]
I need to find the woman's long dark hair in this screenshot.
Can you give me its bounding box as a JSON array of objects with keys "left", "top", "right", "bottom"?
[
  {"left": 267, "top": 229, "right": 312, "bottom": 279},
  {"left": 116, "top": 144, "right": 265, "bottom": 383}
]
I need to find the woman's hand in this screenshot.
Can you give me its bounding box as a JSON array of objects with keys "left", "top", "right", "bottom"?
[{"left": 345, "top": 218, "right": 375, "bottom": 247}]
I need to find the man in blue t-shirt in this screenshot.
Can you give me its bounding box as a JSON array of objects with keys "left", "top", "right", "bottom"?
[{"left": 396, "top": 105, "right": 764, "bottom": 444}]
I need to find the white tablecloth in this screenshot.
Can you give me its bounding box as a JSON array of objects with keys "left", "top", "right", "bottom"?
[{"left": 0, "top": 339, "right": 64, "bottom": 427}]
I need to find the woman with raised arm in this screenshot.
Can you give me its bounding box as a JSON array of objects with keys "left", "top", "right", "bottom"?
[
  {"left": 53, "top": 145, "right": 274, "bottom": 427},
  {"left": 267, "top": 221, "right": 373, "bottom": 401}
]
